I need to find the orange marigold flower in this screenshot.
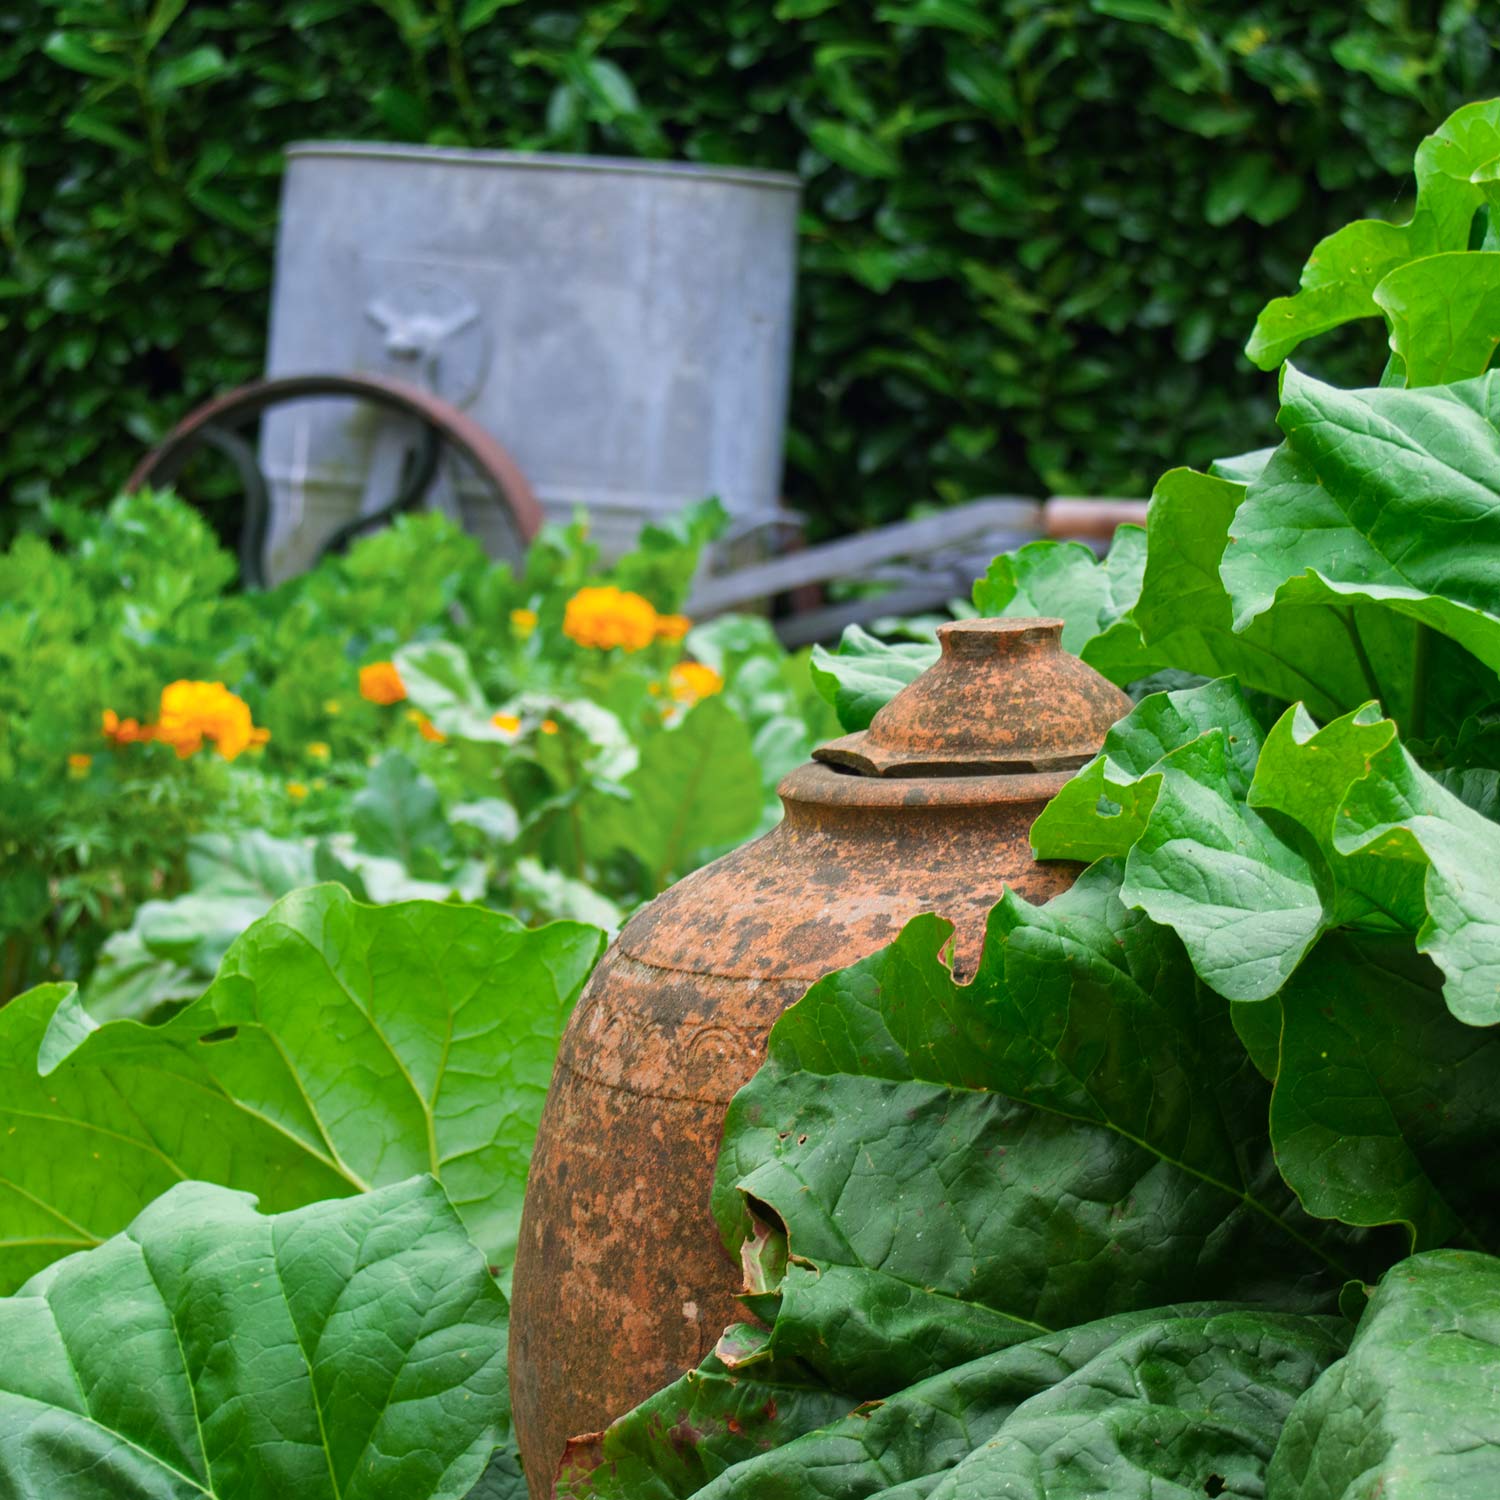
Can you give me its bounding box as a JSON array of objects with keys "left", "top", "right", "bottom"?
[
  {"left": 492, "top": 712, "right": 521, "bottom": 734},
  {"left": 359, "top": 661, "right": 407, "bottom": 705},
  {"left": 669, "top": 661, "right": 724, "bottom": 704},
  {"left": 101, "top": 708, "right": 155, "bottom": 746},
  {"left": 156, "top": 680, "right": 267, "bottom": 761},
  {"left": 540, "top": 718, "right": 560, "bottom": 735},
  {"left": 655, "top": 613, "right": 692, "bottom": 641},
  {"left": 562, "top": 586, "right": 658, "bottom": 652},
  {"left": 510, "top": 608, "right": 538, "bottom": 638},
  {"left": 67, "top": 753, "right": 92, "bottom": 778},
  {"left": 407, "top": 710, "right": 446, "bottom": 743}
]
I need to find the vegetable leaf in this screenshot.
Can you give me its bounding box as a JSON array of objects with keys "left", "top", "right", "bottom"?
[
  {"left": 1223, "top": 366, "right": 1500, "bottom": 696},
  {"left": 588, "top": 697, "right": 762, "bottom": 890},
  {"left": 1136, "top": 467, "right": 1412, "bottom": 720},
  {"left": 0, "top": 887, "right": 603, "bottom": 1291},
  {"left": 1269, "top": 1250, "right": 1500, "bottom": 1497},
  {"left": 1031, "top": 678, "right": 1330, "bottom": 1000},
  {"left": 569, "top": 1303, "right": 1346, "bottom": 1499},
  {"left": 809, "top": 624, "right": 937, "bottom": 731},
  {"left": 1246, "top": 98, "right": 1500, "bottom": 368},
  {"left": 1374, "top": 251, "right": 1500, "bottom": 386},
  {"left": 1268, "top": 935, "right": 1500, "bottom": 1251},
  {"left": 1253, "top": 701, "right": 1500, "bottom": 1026},
  {"left": 970, "top": 529, "right": 1161, "bottom": 685},
  {"left": 712, "top": 863, "right": 1356, "bottom": 1398},
  {"left": 0, "top": 1176, "right": 510, "bottom": 1500}
]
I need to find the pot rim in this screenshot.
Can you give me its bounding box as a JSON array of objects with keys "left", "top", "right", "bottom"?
[
  {"left": 778, "top": 759, "right": 1077, "bottom": 810},
  {"left": 284, "top": 141, "right": 802, "bottom": 192}
]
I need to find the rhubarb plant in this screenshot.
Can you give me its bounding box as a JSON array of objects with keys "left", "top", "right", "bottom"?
[{"left": 577, "top": 98, "right": 1500, "bottom": 1500}]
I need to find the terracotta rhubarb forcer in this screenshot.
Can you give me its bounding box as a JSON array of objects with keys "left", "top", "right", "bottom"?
[{"left": 509, "top": 618, "right": 1132, "bottom": 1496}]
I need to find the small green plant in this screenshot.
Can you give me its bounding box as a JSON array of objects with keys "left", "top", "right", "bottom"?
[{"left": 0, "top": 493, "right": 835, "bottom": 1007}]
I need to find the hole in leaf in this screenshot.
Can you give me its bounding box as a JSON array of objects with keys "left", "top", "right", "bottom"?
[
  {"left": 198, "top": 1026, "right": 239, "bottom": 1045},
  {"left": 744, "top": 1194, "right": 786, "bottom": 1237},
  {"left": 1204, "top": 1477, "right": 1226, "bottom": 1497}
]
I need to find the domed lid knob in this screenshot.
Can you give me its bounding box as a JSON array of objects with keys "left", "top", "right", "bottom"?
[{"left": 814, "top": 617, "right": 1132, "bottom": 778}]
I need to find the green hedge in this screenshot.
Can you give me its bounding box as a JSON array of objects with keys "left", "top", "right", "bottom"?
[{"left": 2, "top": 1, "right": 1494, "bottom": 538}]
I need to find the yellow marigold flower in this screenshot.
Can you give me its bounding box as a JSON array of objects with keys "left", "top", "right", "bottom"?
[
  {"left": 323, "top": 698, "right": 343, "bottom": 715},
  {"left": 562, "top": 585, "right": 658, "bottom": 652},
  {"left": 655, "top": 613, "right": 692, "bottom": 641},
  {"left": 408, "top": 711, "right": 446, "bottom": 743},
  {"left": 359, "top": 661, "right": 407, "bottom": 705},
  {"left": 67, "top": 753, "right": 92, "bottom": 778},
  {"left": 287, "top": 781, "right": 309, "bottom": 801},
  {"left": 307, "top": 741, "right": 331, "bottom": 761},
  {"left": 510, "top": 608, "right": 538, "bottom": 638},
  {"left": 492, "top": 712, "right": 521, "bottom": 734},
  {"left": 540, "top": 718, "right": 560, "bottom": 735},
  {"left": 156, "top": 681, "right": 267, "bottom": 761},
  {"left": 669, "top": 661, "right": 724, "bottom": 704}
]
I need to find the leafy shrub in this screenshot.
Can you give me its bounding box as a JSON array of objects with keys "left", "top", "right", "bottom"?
[
  {"left": 2, "top": 2, "right": 1495, "bottom": 535},
  {"left": 562, "top": 97, "right": 1500, "bottom": 1498}
]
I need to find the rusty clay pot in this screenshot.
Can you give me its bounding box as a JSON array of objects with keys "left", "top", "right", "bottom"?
[{"left": 509, "top": 617, "right": 1132, "bottom": 1496}]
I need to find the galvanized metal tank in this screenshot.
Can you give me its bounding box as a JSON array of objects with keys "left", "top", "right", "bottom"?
[
  {"left": 510, "top": 618, "right": 1133, "bottom": 1496},
  {"left": 260, "top": 143, "right": 801, "bottom": 579}
]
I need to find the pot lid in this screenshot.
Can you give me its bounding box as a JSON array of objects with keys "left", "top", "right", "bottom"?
[{"left": 815, "top": 617, "right": 1131, "bottom": 778}]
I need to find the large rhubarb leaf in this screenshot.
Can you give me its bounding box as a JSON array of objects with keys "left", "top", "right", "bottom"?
[
  {"left": 1253, "top": 702, "right": 1500, "bottom": 1026},
  {"left": 1034, "top": 679, "right": 1500, "bottom": 1024},
  {"left": 809, "top": 624, "right": 936, "bottom": 731},
  {"left": 568, "top": 1305, "right": 1346, "bottom": 1500},
  {"left": 1032, "top": 699, "right": 1500, "bottom": 1248},
  {"left": 971, "top": 530, "right": 1162, "bottom": 685},
  {"left": 1223, "top": 367, "right": 1500, "bottom": 702},
  {"left": 1374, "top": 252, "right": 1500, "bottom": 387},
  {"left": 0, "top": 1176, "right": 510, "bottom": 1500},
  {"left": 1246, "top": 99, "right": 1500, "bottom": 370},
  {"left": 1267, "top": 935, "right": 1500, "bottom": 1252},
  {"left": 1268, "top": 1250, "right": 1500, "bottom": 1498},
  {"left": 710, "top": 864, "right": 1358, "bottom": 1399},
  {"left": 1030, "top": 678, "right": 1337, "bottom": 1000},
  {"left": 1134, "top": 467, "right": 1422, "bottom": 724},
  {"left": 0, "top": 886, "right": 604, "bottom": 1291}
]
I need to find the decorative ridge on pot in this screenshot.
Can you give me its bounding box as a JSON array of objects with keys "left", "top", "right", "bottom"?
[{"left": 817, "top": 616, "right": 1128, "bottom": 777}]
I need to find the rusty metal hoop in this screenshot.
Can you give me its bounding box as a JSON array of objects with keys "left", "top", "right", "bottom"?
[{"left": 126, "top": 372, "right": 544, "bottom": 587}]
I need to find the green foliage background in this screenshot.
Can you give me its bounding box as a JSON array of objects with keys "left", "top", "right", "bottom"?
[{"left": 2, "top": 0, "right": 1495, "bottom": 535}]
